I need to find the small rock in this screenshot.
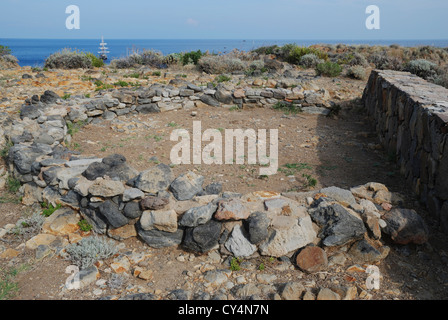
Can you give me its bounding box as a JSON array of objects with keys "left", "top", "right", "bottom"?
[
  {"left": 280, "top": 282, "right": 305, "bottom": 300},
  {"left": 317, "top": 288, "right": 341, "bottom": 300},
  {"left": 295, "top": 245, "right": 328, "bottom": 273}
]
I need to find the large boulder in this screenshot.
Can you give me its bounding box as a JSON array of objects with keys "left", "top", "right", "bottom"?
[
  {"left": 259, "top": 215, "right": 317, "bottom": 257},
  {"left": 309, "top": 201, "right": 366, "bottom": 247},
  {"left": 382, "top": 208, "right": 429, "bottom": 245}
]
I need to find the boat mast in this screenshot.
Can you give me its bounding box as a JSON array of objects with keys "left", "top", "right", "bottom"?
[{"left": 98, "top": 36, "right": 109, "bottom": 61}]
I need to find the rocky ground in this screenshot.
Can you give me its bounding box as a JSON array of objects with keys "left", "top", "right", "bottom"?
[{"left": 1, "top": 63, "right": 448, "bottom": 301}]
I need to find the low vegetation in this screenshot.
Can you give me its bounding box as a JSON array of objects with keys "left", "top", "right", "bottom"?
[
  {"left": 65, "top": 236, "right": 118, "bottom": 269},
  {"left": 44, "top": 48, "right": 104, "bottom": 69}
]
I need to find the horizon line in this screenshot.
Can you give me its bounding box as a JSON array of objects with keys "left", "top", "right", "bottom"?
[{"left": 2, "top": 37, "right": 448, "bottom": 41}]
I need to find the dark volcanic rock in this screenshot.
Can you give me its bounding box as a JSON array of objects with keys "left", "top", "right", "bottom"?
[
  {"left": 309, "top": 201, "right": 366, "bottom": 247},
  {"left": 246, "top": 211, "right": 270, "bottom": 245},
  {"left": 83, "top": 154, "right": 138, "bottom": 181},
  {"left": 182, "top": 220, "right": 222, "bottom": 253},
  {"left": 382, "top": 208, "right": 429, "bottom": 245},
  {"left": 123, "top": 201, "right": 143, "bottom": 219},
  {"left": 137, "top": 224, "right": 184, "bottom": 249},
  {"left": 98, "top": 200, "right": 129, "bottom": 228},
  {"left": 40, "top": 90, "right": 60, "bottom": 104}
]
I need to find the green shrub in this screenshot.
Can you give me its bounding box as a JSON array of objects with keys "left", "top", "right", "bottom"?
[
  {"left": 252, "top": 45, "right": 279, "bottom": 55},
  {"left": 78, "top": 220, "right": 92, "bottom": 232},
  {"left": 6, "top": 177, "right": 20, "bottom": 193},
  {"left": 0, "top": 45, "right": 11, "bottom": 56},
  {"left": 368, "top": 51, "right": 403, "bottom": 71},
  {"left": 41, "top": 202, "right": 62, "bottom": 217},
  {"left": 272, "top": 101, "right": 302, "bottom": 114},
  {"left": 346, "top": 65, "right": 367, "bottom": 80},
  {"left": 405, "top": 59, "right": 438, "bottom": 79},
  {"left": 198, "top": 56, "right": 245, "bottom": 74},
  {"left": 152, "top": 71, "right": 161, "bottom": 76},
  {"left": 299, "top": 53, "right": 324, "bottom": 68},
  {"left": 281, "top": 45, "right": 328, "bottom": 65},
  {"left": 9, "top": 211, "right": 45, "bottom": 236},
  {"left": 230, "top": 257, "right": 242, "bottom": 271},
  {"left": 433, "top": 71, "right": 448, "bottom": 89},
  {"left": 85, "top": 52, "right": 104, "bottom": 68},
  {"left": 65, "top": 236, "right": 118, "bottom": 269},
  {"left": 181, "top": 50, "right": 204, "bottom": 65},
  {"left": 114, "top": 80, "right": 129, "bottom": 87},
  {"left": 315, "top": 61, "right": 342, "bottom": 77},
  {"left": 215, "top": 74, "right": 232, "bottom": 83},
  {"left": 44, "top": 48, "right": 93, "bottom": 69},
  {"left": 111, "top": 49, "right": 165, "bottom": 69}
]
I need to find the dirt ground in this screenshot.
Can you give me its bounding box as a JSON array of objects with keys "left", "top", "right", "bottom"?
[{"left": 1, "top": 68, "right": 448, "bottom": 301}]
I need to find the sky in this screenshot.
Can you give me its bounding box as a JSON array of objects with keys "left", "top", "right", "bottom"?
[{"left": 0, "top": 0, "right": 447, "bottom": 40}]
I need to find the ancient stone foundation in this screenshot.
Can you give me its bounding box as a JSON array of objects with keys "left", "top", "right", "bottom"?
[{"left": 362, "top": 70, "right": 448, "bottom": 232}]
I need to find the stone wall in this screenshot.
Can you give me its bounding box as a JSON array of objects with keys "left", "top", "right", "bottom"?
[
  {"left": 0, "top": 79, "right": 408, "bottom": 263},
  {"left": 362, "top": 69, "right": 448, "bottom": 232}
]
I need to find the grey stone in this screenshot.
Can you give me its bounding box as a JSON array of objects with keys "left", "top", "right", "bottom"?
[
  {"left": 137, "top": 224, "right": 184, "bottom": 249},
  {"left": 80, "top": 208, "right": 108, "bottom": 234},
  {"left": 204, "top": 182, "right": 222, "bottom": 195},
  {"left": 225, "top": 225, "right": 257, "bottom": 258},
  {"left": 134, "top": 164, "right": 173, "bottom": 193},
  {"left": 169, "top": 171, "right": 204, "bottom": 201},
  {"left": 182, "top": 220, "right": 222, "bottom": 253},
  {"left": 247, "top": 211, "right": 270, "bottom": 245},
  {"left": 98, "top": 200, "right": 129, "bottom": 228},
  {"left": 280, "top": 282, "right": 305, "bottom": 300},
  {"left": 200, "top": 94, "right": 220, "bottom": 107},
  {"left": 259, "top": 215, "right": 317, "bottom": 257},
  {"left": 136, "top": 104, "right": 160, "bottom": 114},
  {"left": 179, "top": 202, "right": 217, "bottom": 227},
  {"left": 83, "top": 154, "right": 138, "bottom": 181},
  {"left": 122, "top": 188, "right": 144, "bottom": 202},
  {"left": 167, "top": 289, "right": 192, "bottom": 300},
  {"left": 214, "top": 88, "right": 233, "bottom": 104},
  {"left": 123, "top": 201, "right": 142, "bottom": 219},
  {"left": 382, "top": 208, "right": 429, "bottom": 244},
  {"left": 309, "top": 201, "right": 366, "bottom": 247},
  {"left": 347, "top": 240, "right": 390, "bottom": 263},
  {"left": 40, "top": 90, "right": 60, "bottom": 104},
  {"left": 319, "top": 186, "right": 357, "bottom": 206}
]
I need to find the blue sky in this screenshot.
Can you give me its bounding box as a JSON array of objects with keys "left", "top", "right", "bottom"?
[{"left": 1, "top": 0, "right": 447, "bottom": 40}]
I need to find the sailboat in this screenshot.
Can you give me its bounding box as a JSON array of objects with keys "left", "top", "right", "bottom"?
[{"left": 98, "top": 36, "right": 110, "bottom": 61}]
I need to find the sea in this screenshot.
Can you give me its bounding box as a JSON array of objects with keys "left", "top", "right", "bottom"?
[{"left": 1, "top": 38, "right": 448, "bottom": 67}]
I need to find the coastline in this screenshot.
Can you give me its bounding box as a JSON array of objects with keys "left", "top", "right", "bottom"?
[{"left": 1, "top": 38, "right": 448, "bottom": 67}]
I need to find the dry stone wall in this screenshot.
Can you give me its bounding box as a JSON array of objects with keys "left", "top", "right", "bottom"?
[{"left": 362, "top": 69, "right": 448, "bottom": 232}]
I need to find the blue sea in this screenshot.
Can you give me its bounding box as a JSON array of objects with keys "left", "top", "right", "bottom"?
[{"left": 1, "top": 38, "right": 448, "bottom": 67}]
